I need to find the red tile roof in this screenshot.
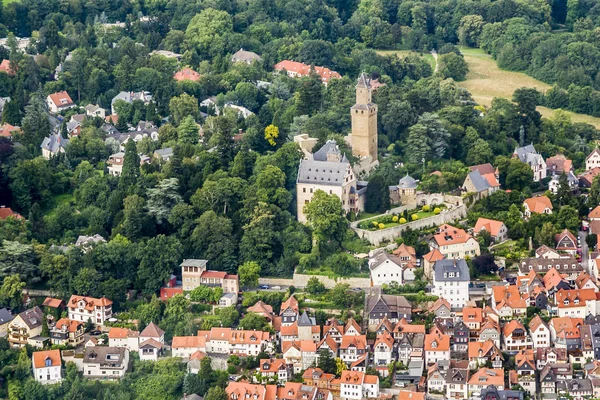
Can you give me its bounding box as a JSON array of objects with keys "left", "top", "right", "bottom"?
[
  {"left": 173, "top": 67, "right": 200, "bottom": 82},
  {"left": 524, "top": 196, "right": 553, "bottom": 214},
  {"left": 33, "top": 350, "right": 61, "bottom": 368},
  {"left": 273, "top": 60, "right": 341, "bottom": 84},
  {"left": 48, "top": 91, "right": 74, "bottom": 108}
]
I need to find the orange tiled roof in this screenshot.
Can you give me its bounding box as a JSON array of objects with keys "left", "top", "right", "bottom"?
[
  {"left": 556, "top": 288, "right": 597, "bottom": 308},
  {"left": 0, "top": 207, "right": 23, "bottom": 220},
  {"left": 468, "top": 340, "right": 499, "bottom": 359},
  {"left": 273, "top": 60, "right": 341, "bottom": 83},
  {"left": 48, "top": 91, "right": 74, "bottom": 107},
  {"left": 340, "top": 335, "right": 367, "bottom": 350},
  {"left": 528, "top": 315, "right": 548, "bottom": 332},
  {"left": 423, "top": 248, "right": 445, "bottom": 263},
  {"left": 108, "top": 327, "right": 138, "bottom": 339},
  {"left": 68, "top": 295, "right": 112, "bottom": 311},
  {"left": 543, "top": 267, "right": 568, "bottom": 290},
  {"left": 171, "top": 335, "right": 206, "bottom": 348},
  {"left": 590, "top": 206, "right": 600, "bottom": 219},
  {"left": 468, "top": 368, "right": 504, "bottom": 387},
  {"left": 474, "top": 217, "right": 505, "bottom": 237},
  {"left": 33, "top": 349, "right": 61, "bottom": 368},
  {"left": 397, "top": 390, "right": 425, "bottom": 400},
  {"left": 555, "top": 229, "right": 577, "bottom": 250},
  {"left": 173, "top": 67, "right": 200, "bottom": 82},
  {"left": 424, "top": 329, "right": 450, "bottom": 352},
  {"left": 433, "top": 224, "right": 474, "bottom": 246},
  {"left": 493, "top": 285, "right": 527, "bottom": 310},
  {"left": 280, "top": 295, "right": 299, "bottom": 315},
  {"left": 524, "top": 196, "right": 553, "bottom": 214},
  {"left": 503, "top": 320, "right": 526, "bottom": 337},
  {"left": 54, "top": 318, "right": 82, "bottom": 333},
  {"left": 42, "top": 297, "right": 63, "bottom": 308},
  {"left": 462, "top": 307, "right": 483, "bottom": 324}
]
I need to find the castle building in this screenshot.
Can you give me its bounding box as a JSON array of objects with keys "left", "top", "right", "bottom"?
[{"left": 349, "top": 73, "right": 378, "bottom": 163}]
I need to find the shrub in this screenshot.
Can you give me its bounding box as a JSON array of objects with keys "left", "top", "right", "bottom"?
[
  {"left": 378, "top": 223, "right": 385, "bottom": 229},
  {"left": 392, "top": 215, "right": 398, "bottom": 222},
  {"left": 411, "top": 214, "right": 419, "bottom": 221},
  {"left": 422, "top": 205, "right": 430, "bottom": 212},
  {"left": 372, "top": 221, "right": 378, "bottom": 227},
  {"left": 399, "top": 218, "right": 407, "bottom": 224},
  {"left": 434, "top": 207, "right": 441, "bottom": 214}
]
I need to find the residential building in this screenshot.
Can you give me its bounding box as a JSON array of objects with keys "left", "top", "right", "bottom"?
[
  {"left": 540, "top": 363, "right": 573, "bottom": 395},
  {"left": 0, "top": 59, "right": 15, "bottom": 75},
  {"left": 430, "top": 297, "right": 451, "bottom": 319},
  {"left": 257, "top": 358, "right": 291, "bottom": 382},
  {"left": 296, "top": 140, "right": 361, "bottom": 222},
  {"left": 247, "top": 301, "right": 274, "bottom": 325},
  {"left": 0, "top": 206, "right": 22, "bottom": 221},
  {"left": 50, "top": 318, "right": 84, "bottom": 346},
  {"left": 426, "top": 363, "right": 445, "bottom": 394},
  {"left": 8, "top": 306, "right": 43, "bottom": 348},
  {"left": 231, "top": 48, "right": 262, "bottom": 64},
  {"left": 339, "top": 370, "right": 379, "bottom": 400},
  {"left": 513, "top": 349, "right": 536, "bottom": 395},
  {"left": 83, "top": 346, "right": 129, "bottom": 380},
  {"left": 536, "top": 244, "right": 563, "bottom": 259},
  {"left": 198, "top": 327, "right": 272, "bottom": 356},
  {"left": 273, "top": 60, "right": 341, "bottom": 85},
  {"left": 431, "top": 259, "right": 470, "bottom": 309},
  {"left": 0, "top": 308, "right": 14, "bottom": 337},
  {"left": 41, "top": 133, "right": 69, "bottom": 159},
  {"left": 153, "top": 147, "right": 174, "bottom": 162},
  {"left": 535, "top": 347, "right": 567, "bottom": 370},
  {"left": 85, "top": 104, "right": 106, "bottom": 119},
  {"left": 529, "top": 315, "right": 550, "bottom": 348},
  {"left": 108, "top": 327, "right": 140, "bottom": 351},
  {"left": 480, "top": 385, "right": 523, "bottom": 400},
  {"left": 445, "top": 360, "right": 469, "bottom": 399},
  {"left": 555, "top": 229, "right": 578, "bottom": 255},
  {"left": 523, "top": 196, "right": 553, "bottom": 218},
  {"left": 453, "top": 321, "right": 469, "bottom": 353},
  {"left": 0, "top": 123, "right": 20, "bottom": 138},
  {"left": 67, "top": 295, "right": 112, "bottom": 326},
  {"left": 423, "top": 248, "right": 445, "bottom": 280},
  {"left": 32, "top": 350, "right": 62, "bottom": 385},
  {"left": 586, "top": 148, "right": 600, "bottom": 171},
  {"left": 468, "top": 368, "right": 505, "bottom": 394},
  {"left": 140, "top": 322, "right": 165, "bottom": 344},
  {"left": 555, "top": 288, "right": 598, "bottom": 317},
  {"left": 282, "top": 340, "right": 317, "bottom": 373},
  {"left": 180, "top": 259, "right": 239, "bottom": 294},
  {"left": 111, "top": 91, "right": 152, "bottom": 115},
  {"left": 171, "top": 336, "right": 206, "bottom": 359},
  {"left": 549, "top": 171, "right": 578, "bottom": 194},
  {"left": 557, "top": 379, "right": 594, "bottom": 400},
  {"left": 491, "top": 285, "right": 527, "bottom": 317},
  {"left": 47, "top": 91, "right": 75, "bottom": 113},
  {"left": 339, "top": 335, "right": 368, "bottom": 366},
  {"left": 424, "top": 326, "right": 450, "bottom": 366},
  {"left": 373, "top": 332, "right": 395, "bottom": 377},
  {"left": 369, "top": 251, "right": 406, "bottom": 286},
  {"left": 518, "top": 257, "right": 582, "bottom": 277},
  {"left": 280, "top": 295, "right": 300, "bottom": 326},
  {"left": 226, "top": 382, "right": 277, "bottom": 400},
  {"left": 514, "top": 144, "right": 546, "bottom": 181},
  {"left": 503, "top": 320, "right": 532, "bottom": 351},
  {"left": 547, "top": 154, "right": 573, "bottom": 175},
  {"left": 139, "top": 339, "right": 162, "bottom": 361},
  {"left": 429, "top": 224, "right": 480, "bottom": 259},
  {"left": 173, "top": 67, "right": 200, "bottom": 82},
  {"left": 473, "top": 217, "right": 508, "bottom": 243},
  {"left": 578, "top": 167, "right": 600, "bottom": 187},
  {"left": 106, "top": 151, "right": 151, "bottom": 176},
  {"left": 462, "top": 169, "right": 498, "bottom": 199},
  {"left": 467, "top": 340, "right": 503, "bottom": 369},
  {"left": 366, "top": 290, "right": 411, "bottom": 326}
]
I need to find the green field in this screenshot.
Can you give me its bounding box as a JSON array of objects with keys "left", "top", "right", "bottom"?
[
  {"left": 2, "top": 0, "right": 20, "bottom": 4},
  {"left": 378, "top": 46, "right": 600, "bottom": 128}
]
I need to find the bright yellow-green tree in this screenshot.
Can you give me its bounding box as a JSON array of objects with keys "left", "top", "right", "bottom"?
[{"left": 264, "top": 124, "right": 279, "bottom": 146}]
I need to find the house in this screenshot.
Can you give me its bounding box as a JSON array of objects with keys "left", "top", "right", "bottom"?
[
  {"left": 462, "top": 169, "right": 498, "bottom": 198},
  {"left": 366, "top": 290, "right": 411, "bottom": 326},
  {"left": 257, "top": 358, "right": 291, "bottom": 382},
  {"left": 513, "top": 144, "right": 546, "bottom": 182},
  {"left": 576, "top": 272, "right": 599, "bottom": 292},
  {"left": 32, "top": 350, "right": 62, "bottom": 385},
  {"left": 586, "top": 148, "right": 600, "bottom": 171},
  {"left": 429, "top": 224, "right": 480, "bottom": 259},
  {"left": 274, "top": 60, "right": 341, "bottom": 86},
  {"left": 280, "top": 295, "right": 300, "bottom": 326},
  {"left": 75, "top": 234, "right": 106, "bottom": 251},
  {"left": 225, "top": 382, "right": 277, "bottom": 400},
  {"left": 535, "top": 347, "right": 568, "bottom": 370},
  {"left": 0, "top": 123, "right": 20, "bottom": 138},
  {"left": 139, "top": 338, "right": 163, "bottom": 361},
  {"left": 555, "top": 288, "right": 598, "bottom": 317},
  {"left": 0, "top": 59, "right": 15, "bottom": 75},
  {"left": 0, "top": 308, "right": 14, "bottom": 337},
  {"left": 67, "top": 295, "right": 113, "bottom": 326},
  {"left": 223, "top": 103, "right": 254, "bottom": 119},
  {"left": 549, "top": 172, "right": 578, "bottom": 194},
  {"left": 480, "top": 385, "right": 523, "bottom": 400},
  {"left": 557, "top": 379, "right": 594, "bottom": 400},
  {"left": 198, "top": 327, "right": 272, "bottom": 356},
  {"left": 8, "top": 306, "right": 43, "bottom": 348},
  {"left": 423, "top": 248, "right": 444, "bottom": 280},
  {"left": 426, "top": 363, "right": 446, "bottom": 394},
  {"left": 50, "top": 318, "right": 84, "bottom": 346},
  {"left": 431, "top": 259, "right": 470, "bottom": 309},
  {"left": 394, "top": 319, "right": 425, "bottom": 363},
  {"left": 540, "top": 363, "right": 573, "bottom": 395},
  {"left": 581, "top": 324, "right": 600, "bottom": 359},
  {"left": 467, "top": 340, "right": 503, "bottom": 369},
  {"left": 503, "top": 320, "right": 532, "bottom": 351},
  {"left": 369, "top": 251, "right": 406, "bottom": 286},
  {"left": 296, "top": 140, "right": 362, "bottom": 222},
  {"left": 40, "top": 133, "right": 69, "bottom": 159},
  {"left": 247, "top": 301, "right": 274, "bottom": 325},
  {"left": 547, "top": 154, "right": 573, "bottom": 175},
  {"left": 85, "top": 104, "right": 106, "bottom": 119},
  {"left": 473, "top": 217, "right": 508, "bottom": 243},
  {"left": 322, "top": 318, "right": 345, "bottom": 344},
  {"left": 513, "top": 349, "right": 536, "bottom": 394},
  {"left": 453, "top": 321, "right": 469, "bottom": 353},
  {"left": 430, "top": 297, "right": 452, "bottom": 319},
  {"left": 518, "top": 257, "right": 582, "bottom": 277},
  {"left": 397, "top": 390, "right": 424, "bottom": 400},
  {"left": 529, "top": 315, "right": 550, "bottom": 348},
  {"left": 555, "top": 229, "right": 578, "bottom": 255},
  {"left": 536, "top": 244, "right": 562, "bottom": 259},
  {"left": 180, "top": 259, "right": 239, "bottom": 294},
  {"left": 186, "top": 350, "right": 207, "bottom": 373},
  {"left": 339, "top": 370, "right": 379, "bottom": 400},
  {"left": 111, "top": 91, "right": 153, "bottom": 115},
  {"left": 83, "top": 346, "right": 129, "bottom": 380},
  {"left": 491, "top": 285, "right": 527, "bottom": 317},
  {"left": 108, "top": 327, "right": 140, "bottom": 351},
  {"left": 445, "top": 360, "right": 469, "bottom": 399},
  {"left": 373, "top": 332, "right": 395, "bottom": 377},
  {"left": 339, "top": 335, "right": 368, "bottom": 366},
  {"left": 302, "top": 368, "right": 339, "bottom": 397},
  {"left": 393, "top": 243, "right": 417, "bottom": 265},
  {"left": 106, "top": 151, "right": 151, "bottom": 176},
  {"left": 468, "top": 368, "right": 504, "bottom": 394},
  {"left": 231, "top": 48, "right": 262, "bottom": 64},
  {"left": 171, "top": 336, "right": 206, "bottom": 359},
  {"left": 424, "top": 326, "right": 450, "bottom": 366},
  {"left": 47, "top": 91, "right": 75, "bottom": 113},
  {"left": 0, "top": 206, "right": 22, "bottom": 220},
  {"left": 580, "top": 167, "right": 600, "bottom": 188},
  {"left": 140, "top": 322, "right": 165, "bottom": 344},
  {"left": 153, "top": 147, "right": 173, "bottom": 162},
  {"left": 282, "top": 340, "right": 317, "bottom": 373},
  {"left": 523, "top": 195, "right": 553, "bottom": 217},
  {"left": 173, "top": 67, "right": 200, "bottom": 82},
  {"left": 389, "top": 174, "right": 418, "bottom": 206}
]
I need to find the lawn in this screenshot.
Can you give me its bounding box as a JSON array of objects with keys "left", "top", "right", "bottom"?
[
  {"left": 357, "top": 206, "right": 444, "bottom": 230},
  {"left": 456, "top": 46, "right": 600, "bottom": 129},
  {"left": 2, "top": 0, "right": 19, "bottom": 4},
  {"left": 44, "top": 193, "right": 75, "bottom": 216},
  {"left": 376, "top": 49, "right": 437, "bottom": 71}
]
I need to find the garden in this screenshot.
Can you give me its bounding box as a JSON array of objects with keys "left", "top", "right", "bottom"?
[{"left": 357, "top": 205, "right": 445, "bottom": 230}]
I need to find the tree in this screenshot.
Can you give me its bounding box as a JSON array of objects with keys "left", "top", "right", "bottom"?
[
  {"left": 121, "top": 195, "right": 152, "bottom": 241},
  {"left": 185, "top": 8, "right": 233, "bottom": 57},
  {"left": 466, "top": 139, "right": 494, "bottom": 165},
  {"left": 137, "top": 235, "right": 183, "bottom": 296},
  {"left": 471, "top": 253, "right": 498, "bottom": 278},
  {"left": 556, "top": 206, "right": 580, "bottom": 231},
  {"left": 264, "top": 125, "right": 279, "bottom": 146},
  {"left": 556, "top": 173, "right": 571, "bottom": 206},
  {"left": 0, "top": 241, "right": 38, "bottom": 284},
  {"left": 303, "top": 190, "right": 348, "bottom": 247},
  {"left": 505, "top": 159, "right": 534, "bottom": 191},
  {"left": 0, "top": 274, "right": 25, "bottom": 308},
  {"left": 586, "top": 233, "right": 597, "bottom": 249},
  {"left": 438, "top": 53, "right": 469, "bottom": 81},
  {"left": 20, "top": 93, "right": 51, "bottom": 150},
  {"left": 204, "top": 387, "right": 228, "bottom": 400},
  {"left": 170, "top": 93, "right": 199, "bottom": 125},
  {"left": 331, "top": 283, "right": 351, "bottom": 308},
  {"left": 177, "top": 115, "right": 200, "bottom": 144},
  {"left": 335, "top": 357, "right": 347, "bottom": 375},
  {"left": 119, "top": 140, "right": 141, "bottom": 193},
  {"left": 72, "top": 268, "right": 102, "bottom": 297},
  {"left": 296, "top": 73, "right": 323, "bottom": 116},
  {"left": 317, "top": 349, "right": 336, "bottom": 374},
  {"left": 1, "top": 99, "right": 21, "bottom": 125},
  {"left": 238, "top": 312, "right": 270, "bottom": 330},
  {"left": 365, "top": 175, "right": 390, "bottom": 213},
  {"left": 191, "top": 211, "right": 237, "bottom": 272},
  {"left": 147, "top": 178, "right": 183, "bottom": 224},
  {"left": 534, "top": 222, "right": 556, "bottom": 247},
  {"left": 238, "top": 261, "right": 261, "bottom": 288},
  {"left": 218, "top": 306, "right": 239, "bottom": 326},
  {"left": 306, "top": 276, "right": 326, "bottom": 295},
  {"left": 458, "top": 15, "right": 485, "bottom": 47},
  {"left": 590, "top": 175, "right": 600, "bottom": 207}
]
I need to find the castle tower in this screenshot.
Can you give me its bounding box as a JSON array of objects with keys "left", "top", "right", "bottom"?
[{"left": 350, "top": 73, "right": 378, "bottom": 161}]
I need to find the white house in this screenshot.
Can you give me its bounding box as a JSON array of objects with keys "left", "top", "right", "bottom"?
[
  {"left": 32, "top": 350, "right": 62, "bottom": 385},
  {"left": 424, "top": 327, "right": 451, "bottom": 366},
  {"left": 586, "top": 148, "right": 600, "bottom": 171},
  {"left": 83, "top": 347, "right": 129, "bottom": 380},
  {"left": 67, "top": 295, "right": 113, "bottom": 326},
  {"left": 85, "top": 104, "right": 106, "bottom": 119},
  {"left": 529, "top": 315, "right": 550, "bottom": 349},
  {"left": 431, "top": 259, "right": 470, "bottom": 310},
  {"left": 369, "top": 251, "right": 405, "bottom": 286},
  {"left": 47, "top": 91, "right": 75, "bottom": 114},
  {"left": 171, "top": 336, "right": 206, "bottom": 359},
  {"left": 108, "top": 327, "right": 139, "bottom": 351},
  {"left": 139, "top": 339, "right": 162, "bottom": 361},
  {"left": 373, "top": 333, "right": 394, "bottom": 377},
  {"left": 514, "top": 144, "right": 546, "bottom": 182},
  {"left": 429, "top": 224, "right": 480, "bottom": 259},
  {"left": 40, "top": 133, "right": 69, "bottom": 160},
  {"left": 339, "top": 370, "right": 379, "bottom": 400}
]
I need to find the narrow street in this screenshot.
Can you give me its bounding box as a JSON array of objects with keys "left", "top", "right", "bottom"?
[{"left": 579, "top": 230, "right": 589, "bottom": 273}]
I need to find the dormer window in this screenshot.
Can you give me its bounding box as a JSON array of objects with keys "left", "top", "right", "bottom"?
[{"left": 45, "top": 358, "right": 52, "bottom": 367}]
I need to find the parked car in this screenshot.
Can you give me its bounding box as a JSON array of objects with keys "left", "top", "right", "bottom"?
[{"left": 259, "top": 285, "right": 270, "bottom": 289}]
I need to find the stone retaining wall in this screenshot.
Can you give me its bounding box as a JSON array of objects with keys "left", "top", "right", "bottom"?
[
  {"left": 258, "top": 274, "right": 372, "bottom": 289},
  {"left": 352, "top": 205, "right": 467, "bottom": 245}
]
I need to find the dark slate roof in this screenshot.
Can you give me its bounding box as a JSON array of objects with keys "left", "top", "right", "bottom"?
[
  {"left": 356, "top": 73, "right": 371, "bottom": 89},
  {"left": 83, "top": 346, "right": 127, "bottom": 366},
  {"left": 557, "top": 379, "right": 593, "bottom": 393},
  {"left": 298, "top": 311, "right": 315, "bottom": 326},
  {"left": 433, "top": 259, "right": 470, "bottom": 282},
  {"left": 398, "top": 174, "right": 417, "bottom": 189},
  {"left": 369, "top": 251, "right": 402, "bottom": 271},
  {"left": 297, "top": 159, "right": 350, "bottom": 186},
  {"left": 480, "top": 385, "right": 524, "bottom": 400},
  {"left": 154, "top": 148, "right": 173, "bottom": 158},
  {"left": 0, "top": 308, "right": 14, "bottom": 325},
  {"left": 366, "top": 293, "right": 411, "bottom": 314},
  {"left": 18, "top": 306, "right": 43, "bottom": 329},
  {"left": 313, "top": 140, "right": 343, "bottom": 162},
  {"left": 466, "top": 170, "right": 490, "bottom": 192},
  {"left": 514, "top": 144, "right": 538, "bottom": 163},
  {"left": 40, "top": 133, "right": 69, "bottom": 153}
]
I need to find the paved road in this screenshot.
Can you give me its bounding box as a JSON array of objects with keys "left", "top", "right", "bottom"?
[{"left": 579, "top": 230, "right": 589, "bottom": 273}]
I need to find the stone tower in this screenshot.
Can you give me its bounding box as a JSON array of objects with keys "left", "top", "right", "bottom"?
[{"left": 350, "top": 73, "right": 378, "bottom": 161}]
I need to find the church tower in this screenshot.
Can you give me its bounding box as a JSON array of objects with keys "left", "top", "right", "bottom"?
[{"left": 350, "top": 73, "right": 378, "bottom": 161}]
